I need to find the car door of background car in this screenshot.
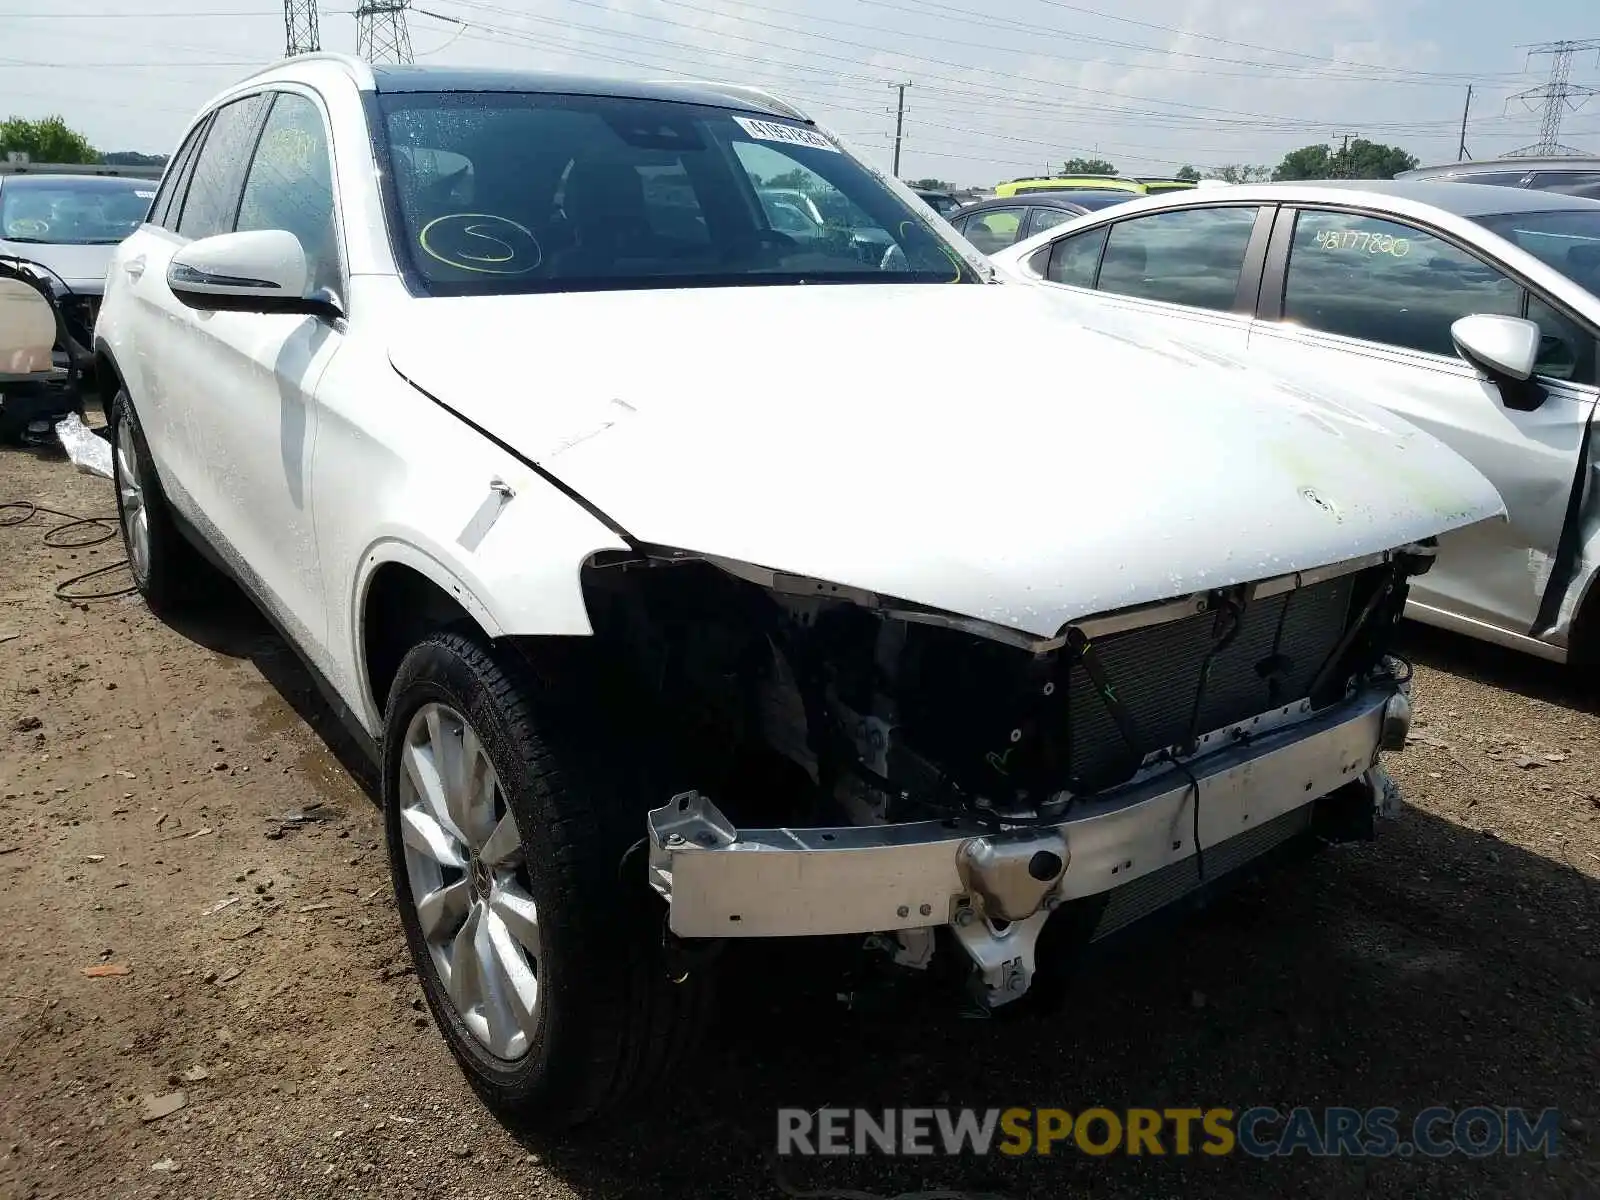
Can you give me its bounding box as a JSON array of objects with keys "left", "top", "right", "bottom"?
[
  {"left": 956, "top": 206, "right": 1026, "bottom": 256},
  {"left": 1030, "top": 203, "right": 1273, "bottom": 354},
  {"left": 1247, "top": 205, "right": 1600, "bottom": 644},
  {"left": 1023, "top": 206, "right": 1076, "bottom": 238}
]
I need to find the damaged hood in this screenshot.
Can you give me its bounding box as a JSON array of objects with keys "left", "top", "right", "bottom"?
[{"left": 390, "top": 283, "right": 1505, "bottom": 638}]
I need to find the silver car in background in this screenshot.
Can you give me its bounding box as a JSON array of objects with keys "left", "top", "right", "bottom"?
[
  {"left": 991, "top": 181, "right": 1600, "bottom": 665},
  {"left": 0, "top": 172, "right": 157, "bottom": 351}
]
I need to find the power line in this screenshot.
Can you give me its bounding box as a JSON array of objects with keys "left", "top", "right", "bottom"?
[
  {"left": 1506, "top": 39, "right": 1600, "bottom": 156},
  {"left": 440, "top": 0, "right": 1483, "bottom": 134}
]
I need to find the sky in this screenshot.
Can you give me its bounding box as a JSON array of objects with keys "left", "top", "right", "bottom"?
[{"left": 1, "top": 0, "right": 1597, "bottom": 185}]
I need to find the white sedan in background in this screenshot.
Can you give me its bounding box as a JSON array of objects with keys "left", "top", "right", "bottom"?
[{"left": 993, "top": 181, "right": 1600, "bottom": 665}]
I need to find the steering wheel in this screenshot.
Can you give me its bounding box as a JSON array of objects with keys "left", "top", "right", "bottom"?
[{"left": 5, "top": 217, "right": 49, "bottom": 238}]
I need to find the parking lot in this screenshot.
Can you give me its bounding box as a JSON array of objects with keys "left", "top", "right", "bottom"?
[{"left": 0, "top": 438, "right": 1597, "bottom": 1200}]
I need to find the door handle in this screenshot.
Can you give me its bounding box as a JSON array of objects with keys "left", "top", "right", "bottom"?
[{"left": 123, "top": 256, "right": 146, "bottom": 281}]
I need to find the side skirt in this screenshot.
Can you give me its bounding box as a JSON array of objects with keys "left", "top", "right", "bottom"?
[{"left": 167, "top": 506, "right": 381, "bottom": 769}]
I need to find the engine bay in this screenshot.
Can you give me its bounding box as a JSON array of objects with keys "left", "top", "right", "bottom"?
[{"left": 577, "top": 547, "right": 1424, "bottom": 835}]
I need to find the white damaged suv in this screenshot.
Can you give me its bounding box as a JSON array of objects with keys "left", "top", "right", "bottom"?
[{"left": 94, "top": 55, "right": 1503, "bottom": 1127}]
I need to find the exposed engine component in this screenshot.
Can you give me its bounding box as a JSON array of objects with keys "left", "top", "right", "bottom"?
[{"left": 585, "top": 548, "right": 1424, "bottom": 1006}]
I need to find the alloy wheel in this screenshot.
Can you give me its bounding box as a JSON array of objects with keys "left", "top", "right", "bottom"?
[{"left": 398, "top": 702, "right": 541, "bottom": 1061}]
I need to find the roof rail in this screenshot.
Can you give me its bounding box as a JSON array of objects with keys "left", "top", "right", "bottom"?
[
  {"left": 643, "top": 79, "right": 810, "bottom": 121},
  {"left": 236, "top": 51, "right": 375, "bottom": 90}
]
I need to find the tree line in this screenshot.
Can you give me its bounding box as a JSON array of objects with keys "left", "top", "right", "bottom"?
[
  {"left": 0, "top": 115, "right": 167, "bottom": 168},
  {"left": 1057, "top": 140, "right": 1419, "bottom": 184},
  {"left": 5, "top": 112, "right": 1418, "bottom": 188}
]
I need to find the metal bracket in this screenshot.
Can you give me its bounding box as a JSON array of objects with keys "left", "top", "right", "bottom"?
[
  {"left": 1368, "top": 764, "right": 1404, "bottom": 820},
  {"left": 646, "top": 790, "right": 738, "bottom": 899},
  {"left": 957, "top": 829, "right": 1069, "bottom": 922},
  {"left": 951, "top": 906, "right": 1052, "bottom": 1008}
]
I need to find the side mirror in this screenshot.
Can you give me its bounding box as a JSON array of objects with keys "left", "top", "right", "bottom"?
[
  {"left": 1451, "top": 314, "right": 1546, "bottom": 412},
  {"left": 166, "top": 230, "right": 340, "bottom": 320}
]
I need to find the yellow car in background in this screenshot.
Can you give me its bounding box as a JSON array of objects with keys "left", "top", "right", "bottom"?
[
  {"left": 993, "top": 176, "right": 1147, "bottom": 199},
  {"left": 992, "top": 176, "right": 1199, "bottom": 199}
]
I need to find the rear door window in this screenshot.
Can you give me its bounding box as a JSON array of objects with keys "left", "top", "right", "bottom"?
[
  {"left": 1026, "top": 206, "right": 1076, "bottom": 237},
  {"left": 1045, "top": 225, "right": 1108, "bottom": 287},
  {"left": 1096, "top": 206, "right": 1259, "bottom": 311},
  {"left": 148, "top": 118, "right": 210, "bottom": 232},
  {"left": 1529, "top": 171, "right": 1600, "bottom": 200},
  {"left": 961, "top": 207, "right": 1025, "bottom": 254},
  {"left": 176, "top": 94, "right": 268, "bottom": 240}
]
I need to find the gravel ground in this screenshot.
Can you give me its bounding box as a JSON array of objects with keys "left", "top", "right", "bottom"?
[{"left": 1, "top": 436, "right": 1597, "bottom": 1200}]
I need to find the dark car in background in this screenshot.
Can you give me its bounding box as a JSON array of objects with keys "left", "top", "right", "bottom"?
[
  {"left": 1398, "top": 157, "right": 1600, "bottom": 201},
  {"left": 912, "top": 186, "right": 961, "bottom": 216},
  {"left": 949, "top": 190, "right": 1137, "bottom": 255}
]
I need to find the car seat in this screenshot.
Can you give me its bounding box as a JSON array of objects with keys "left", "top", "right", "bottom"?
[
  {"left": 550, "top": 156, "right": 660, "bottom": 277},
  {"left": 0, "top": 257, "right": 91, "bottom": 442},
  {"left": 1565, "top": 244, "right": 1600, "bottom": 297},
  {"left": 0, "top": 274, "right": 56, "bottom": 376}
]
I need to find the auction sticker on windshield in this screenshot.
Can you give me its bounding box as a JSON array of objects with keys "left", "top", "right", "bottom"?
[{"left": 733, "top": 116, "right": 840, "bottom": 153}]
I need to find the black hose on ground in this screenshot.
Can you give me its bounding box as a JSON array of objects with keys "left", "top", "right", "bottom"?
[{"left": 0, "top": 500, "right": 136, "bottom": 600}]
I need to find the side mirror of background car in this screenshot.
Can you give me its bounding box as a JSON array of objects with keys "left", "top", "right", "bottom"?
[
  {"left": 1451, "top": 314, "right": 1546, "bottom": 412},
  {"left": 166, "top": 230, "right": 341, "bottom": 320}
]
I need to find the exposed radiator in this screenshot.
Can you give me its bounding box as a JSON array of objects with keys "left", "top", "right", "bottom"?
[
  {"left": 1090, "top": 804, "right": 1314, "bottom": 941},
  {"left": 1067, "top": 573, "right": 1357, "bottom": 792}
]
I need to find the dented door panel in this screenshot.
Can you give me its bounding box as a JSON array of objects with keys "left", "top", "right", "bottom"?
[{"left": 1247, "top": 320, "right": 1597, "bottom": 639}]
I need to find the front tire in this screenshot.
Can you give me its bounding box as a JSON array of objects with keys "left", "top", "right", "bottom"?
[{"left": 382, "top": 631, "right": 711, "bottom": 1127}]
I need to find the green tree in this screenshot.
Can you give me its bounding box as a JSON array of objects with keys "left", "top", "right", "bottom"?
[
  {"left": 1272, "top": 140, "right": 1418, "bottom": 181},
  {"left": 1061, "top": 157, "right": 1116, "bottom": 176},
  {"left": 1215, "top": 164, "right": 1273, "bottom": 183},
  {"left": 102, "top": 150, "right": 168, "bottom": 168},
  {"left": 764, "top": 168, "right": 816, "bottom": 191},
  {"left": 907, "top": 177, "right": 954, "bottom": 190},
  {"left": 1175, "top": 164, "right": 1201, "bottom": 181},
  {"left": 1272, "top": 144, "right": 1333, "bottom": 181},
  {"left": 1339, "top": 138, "right": 1419, "bottom": 179},
  {"left": 0, "top": 115, "right": 98, "bottom": 164}
]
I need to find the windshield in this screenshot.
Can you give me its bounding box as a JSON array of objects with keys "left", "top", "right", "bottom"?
[
  {"left": 0, "top": 176, "right": 154, "bottom": 245},
  {"left": 1474, "top": 210, "right": 1600, "bottom": 294},
  {"left": 375, "top": 91, "right": 981, "bottom": 295}
]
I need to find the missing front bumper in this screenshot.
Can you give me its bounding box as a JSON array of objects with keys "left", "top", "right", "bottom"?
[{"left": 646, "top": 684, "right": 1402, "bottom": 942}]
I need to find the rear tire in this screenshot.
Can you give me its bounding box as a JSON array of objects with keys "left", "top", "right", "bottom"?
[
  {"left": 382, "top": 631, "right": 712, "bottom": 1128},
  {"left": 110, "top": 388, "right": 216, "bottom": 612}
]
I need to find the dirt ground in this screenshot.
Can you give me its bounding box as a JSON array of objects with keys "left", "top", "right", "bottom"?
[{"left": 1, "top": 431, "right": 1598, "bottom": 1200}]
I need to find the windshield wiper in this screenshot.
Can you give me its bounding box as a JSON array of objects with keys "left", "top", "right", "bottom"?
[{"left": 2, "top": 236, "right": 48, "bottom": 244}]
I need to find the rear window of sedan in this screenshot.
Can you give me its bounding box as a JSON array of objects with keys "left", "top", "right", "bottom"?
[{"left": 1474, "top": 210, "right": 1600, "bottom": 295}]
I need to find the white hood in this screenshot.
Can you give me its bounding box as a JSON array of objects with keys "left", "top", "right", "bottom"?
[
  {"left": 0, "top": 239, "right": 115, "bottom": 293},
  {"left": 390, "top": 283, "right": 1505, "bottom": 637}
]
